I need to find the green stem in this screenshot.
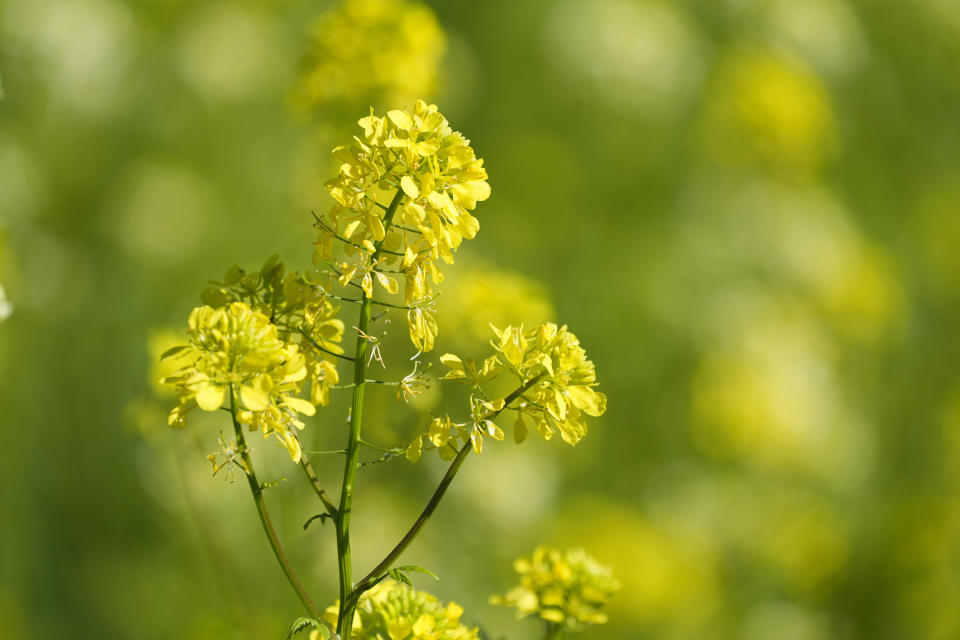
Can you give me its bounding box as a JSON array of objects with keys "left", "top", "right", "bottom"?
[
  {"left": 227, "top": 387, "right": 330, "bottom": 631},
  {"left": 349, "top": 374, "right": 546, "bottom": 600},
  {"left": 298, "top": 327, "right": 355, "bottom": 361},
  {"left": 299, "top": 454, "right": 340, "bottom": 518},
  {"left": 544, "top": 621, "right": 562, "bottom": 640},
  {"left": 335, "top": 189, "right": 405, "bottom": 639}
]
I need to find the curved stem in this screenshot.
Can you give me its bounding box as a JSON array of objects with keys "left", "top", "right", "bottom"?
[
  {"left": 227, "top": 387, "right": 329, "bottom": 630},
  {"left": 350, "top": 374, "right": 547, "bottom": 599},
  {"left": 335, "top": 188, "right": 405, "bottom": 639}
]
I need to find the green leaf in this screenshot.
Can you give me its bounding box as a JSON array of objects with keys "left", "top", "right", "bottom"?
[
  {"left": 303, "top": 513, "right": 333, "bottom": 530},
  {"left": 159, "top": 345, "right": 189, "bottom": 360},
  {"left": 200, "top": 287, "right": 228, "bottom": 307},
  {"left": 388, "top": 568, "right": 412, "bottom": 588},
  {"left": 286, "top": 617, "right": 324, "bottom": 639},
  {"left": 223, "top": 265, "right": 245, "bottom": 285},
  {"left": 391, "top": 564, "right": 440, "bottom": 584},
  {"left": 259, "top": 477, "right": 286, "bottom": 490}
]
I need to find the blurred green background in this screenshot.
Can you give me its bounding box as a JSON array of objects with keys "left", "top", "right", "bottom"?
[{"left": 3, "top": 0, "right": 960, "bottom": 638}]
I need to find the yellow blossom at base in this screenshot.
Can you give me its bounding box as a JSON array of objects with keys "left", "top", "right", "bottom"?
[
  {"left": 322, "top": 580, "right": 478, "bottom": 640},
  {"left": 491, "top": 545, "right": 620, "bottom": 632}
]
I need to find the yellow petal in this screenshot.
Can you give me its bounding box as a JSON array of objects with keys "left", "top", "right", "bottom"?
[
  {"left": 195, "top": 384, "right": 225, "bottom": 411},
  {"left": 387, "top": 109, "right": 413, "bottom": 130},
  {"left": 400, "top": 175, "right": 419, "bottom": 198},
  {"left": 387, "top": 618, "right": 412, "bottom": 640},
  {"left": 285, "top": 396, "right": 316, "bottom": 417},
  {"left": 566, "top": 386, "right": 607, "bottom": 417},
  {"left": 439, "top": 353, "right": 464, "bottom": 370},
  {"left": 406, "top": 435, "right": 424, "bottom": 463},
  {"left": 376, "top": 271, "right": 399, "bottom": 294},
  {"left": 362, "top": 273, "right": 374, "bottom": 299},
  {"left": 412, "top": 614, "right": 434, "bottom": 636},
  {"left": 240, "top": 382, "right": 270, "bottom": 411}
]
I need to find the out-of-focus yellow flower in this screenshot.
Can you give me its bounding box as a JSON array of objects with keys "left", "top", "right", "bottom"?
[
  {"left": 160, "top": 302, "right": 316, "bottom": 462},
  {"left": 702, "top": 49, "right": 835, "bottom": 170},
  {"left": 490, "top": 545, "right": 619, "bottom": 632},
  {"left": 552, "top": 498, "right": 719, "bottom": 632},
  {"left": 437, "top": 265, "right": 555, "bottom": 351},
  {"left": 319, "top": 580, "right": 478, "bottom": 640},
  {"left": 690, "top": 294, "right": 868, "bottom": 481},
  {"left": 317, "top": 100, "right": 489, "bottom": 352},
  {"left": 291, "top": 0, "right": 445, "bottom": 117}
]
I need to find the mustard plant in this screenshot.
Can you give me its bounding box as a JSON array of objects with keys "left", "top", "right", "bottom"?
[{"left": 160, "top": 101, "right": 607, "bottom": 639}]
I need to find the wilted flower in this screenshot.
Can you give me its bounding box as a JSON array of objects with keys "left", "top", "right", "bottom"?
[
  {"left": 491, "top": 546, "right": 619, "bottom": 631},
  {"left": 321, "top": 580, "right": 479, "bottom": 640}
]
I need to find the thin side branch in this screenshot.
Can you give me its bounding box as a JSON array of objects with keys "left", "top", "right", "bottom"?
[
  {"left": 227, "top": 386, "right": 329, "bottom": 631},
  {"left": 348, "top": 373, "right": 547, "bottom": 601}
]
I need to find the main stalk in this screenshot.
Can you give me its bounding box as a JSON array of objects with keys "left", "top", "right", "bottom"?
[{"left": 335, "top": 189, "right": 404, "bottom": 638}]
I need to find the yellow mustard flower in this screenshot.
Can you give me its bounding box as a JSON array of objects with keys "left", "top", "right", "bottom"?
[
  {"left": 407, "top": 323, "right": 605, "bottom": 461},
  {"left": 317, "top": 100, "right": 490, "bottom": 352},
  {"left": 160, "top": 301, "right": 316, "bottom": 462},
  {"left": 491, "top": 546, "right": 620, "bottom": 632},
  {"left": 202, "top": 257, "right": 346, "bottom": 409},
  {"left": 320, "top": 580, "right": 479, "bottom": 640},
  {"left": 488, "top": 323, "right": 606, "bottom": 446},
  {"left": 291, "top": 0, "right": 446, "bottom": 117}
]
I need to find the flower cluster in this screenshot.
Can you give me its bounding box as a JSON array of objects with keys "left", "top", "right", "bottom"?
[
  {"left": 319, "top": 580, "right": 479, "bottom": 640},
  {"left": 291, "top": 0, "right": 446, "bottom": 118},
  {"left": 316, "top": 100, "right": 490, "bottom": 352},
  {"left": 160, "top": 302, "right": 316, "bottom": 461},
  {"left": 406, "top": 323, "right": 606, "bottom": 461},
  {"left": 489, "top": 323, "right": 606, "bottom": 446},
  {"left": 161, "top": 258, "right": 347, "bottom": 463},
  {"left": 201, "top": 257, "right": 345, "bottom": 409},
  {"left": 490, "top": 546, "right": 619, "bottom": 631}
]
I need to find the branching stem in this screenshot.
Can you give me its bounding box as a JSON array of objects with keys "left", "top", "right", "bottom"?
[{"left": 348, "top": 373, "right": 546, "bottom": 603}]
